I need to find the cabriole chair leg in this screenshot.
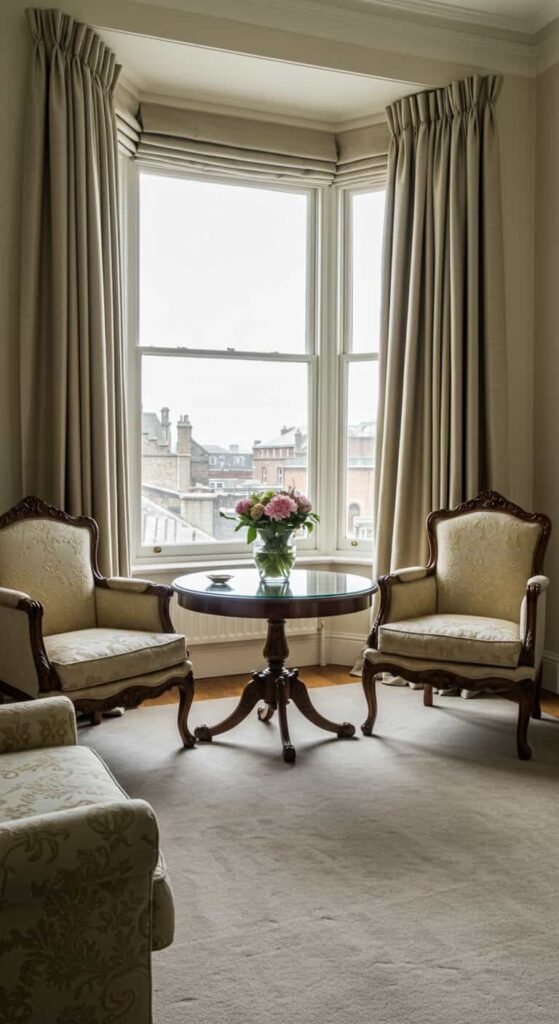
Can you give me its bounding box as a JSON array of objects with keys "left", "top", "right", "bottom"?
[
  {"left": 178, "top": 673, "right": 196, "bottom": 748},
  {"left": 516, "top": 682, "right": 533, "bottom": 761},
  {"left": 532, "top": 667, "right": 543, "bottom": 720},
  {"left": 361, "top": 660, "right": 378, "bottom": 736}
]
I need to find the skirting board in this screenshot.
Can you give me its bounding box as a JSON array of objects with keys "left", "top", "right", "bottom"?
[{"left": 326, "top": 632, "right": 364, "bottom": 667}]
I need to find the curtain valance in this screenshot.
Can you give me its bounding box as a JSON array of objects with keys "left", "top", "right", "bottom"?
[{"left": 126, "top": 101, "right": 389, "bottom": 188}]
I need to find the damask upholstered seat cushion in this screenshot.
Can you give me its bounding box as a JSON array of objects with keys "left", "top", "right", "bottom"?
[
  {"left": 378, "top": 614, "right": 521, "bottom": 668},
  {"left": 44, "top": 628, "right": 186, "bottom": 691},
  {"left": 0, "top": 742, "right": 174, "bottom": 949}
]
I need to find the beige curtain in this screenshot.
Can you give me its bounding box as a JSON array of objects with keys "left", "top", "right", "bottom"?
[
  {"left": 20, "top": 9, "right": 129, "bottom": 575},
  {"left": 374, "top": 75, "right": 508, "bottom": 578}
]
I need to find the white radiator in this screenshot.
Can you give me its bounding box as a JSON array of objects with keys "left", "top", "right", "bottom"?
[{"left": 172, "top": 600, "right": 319, "bottom": 646}]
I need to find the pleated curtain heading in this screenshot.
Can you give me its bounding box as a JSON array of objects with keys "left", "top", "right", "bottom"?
[{"left": 119, "top": 99, "right": 390, "bottom": 188}]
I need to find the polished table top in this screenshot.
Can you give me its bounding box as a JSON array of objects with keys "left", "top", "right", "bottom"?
[{"left": 174, "top": 568, "right": 376, "bottom": 620}]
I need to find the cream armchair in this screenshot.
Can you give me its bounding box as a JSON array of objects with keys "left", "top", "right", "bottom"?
[
  {"left": 362, "top": 492, "right": 551, "bottom": 760},
  {"left": 0, "top": 696, "right": 173, "bottom": 1023},
  {"left": 0, "top": 496, "right": 194, "bottom": 746}
]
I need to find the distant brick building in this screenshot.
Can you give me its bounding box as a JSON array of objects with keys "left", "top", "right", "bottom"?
[
  {"left": 252, "top": 427, "right": 307, "bottom": 489},
  {"left": 253, "top": 421, "right": 375, "bottom": 538},
  {"left": 142, "top": 409, "right": 209, "bottom": 491},
  {"left": 205, "top": 444, "right": 253, "bottom": 488}
]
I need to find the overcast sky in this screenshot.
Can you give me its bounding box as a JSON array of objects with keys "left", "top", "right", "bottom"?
[{"left": 139, "top": 174, "right": 383, "bottom": 451}]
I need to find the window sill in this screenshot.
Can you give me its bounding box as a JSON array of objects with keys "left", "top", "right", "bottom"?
[{"left": 132, "top": 552, "right": 373, "bottom": 581}]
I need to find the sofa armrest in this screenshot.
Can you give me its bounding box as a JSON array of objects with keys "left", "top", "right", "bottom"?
[
  {"left": 0, "top": 594, "right": 57, "bottom": 699},
  {"left": 368, "top": 567, "right": 437, "bottom": 647},
  {"left": 95, "top": 577, "right": 175, "bottom": 632},
  {"left": 519, "top": 575, "right": 550, "bottom": 669},
  {"left": 0, "top": 799, "right": 160, "bottom": 1021},
  {"left": 0, "top": 696, "right": 77, "bottom": 753},
  {"left": 0, "top": 799, "right": 159, "bottom": 905}
]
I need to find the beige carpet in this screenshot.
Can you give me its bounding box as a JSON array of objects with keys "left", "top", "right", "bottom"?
[{"left": 81, "top": 684, "right": 559, "bottom": 1024}]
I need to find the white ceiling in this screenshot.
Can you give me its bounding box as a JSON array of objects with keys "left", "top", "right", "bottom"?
[{"left": 98, "top": 29, "right": 424, "bottom": 125}]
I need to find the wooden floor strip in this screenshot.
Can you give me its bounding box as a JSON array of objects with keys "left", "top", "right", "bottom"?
[{"left": 144, "top": 665, "right": 559, "bottom": 719}]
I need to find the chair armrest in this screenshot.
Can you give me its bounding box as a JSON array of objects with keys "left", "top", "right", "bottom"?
[
  {"left": 526, "top": 575, "right": 550, "bottom": 591},
  {"left": 519, "top": 575, "right": 550, "bottom": 668},
  {"left": 0, "top": 586, "right": 32, "bottom": 607},
  {"left": 0, "top": 799, "right": 158, "bottom": 905},
  {"left": 388, "top": 567, "right": 431, "bottom": 583},
  {"left": 95, "top": 577, "right": 175, "bottom": 632},
  {"left": 368, "top": 567, "right": 437, "bottom": 647},
  {"left": 0, "top": 696, "right": 77, "bottom": 753},
  {"left": 0, "top": 595, "right": 57, "bottom": 698}
]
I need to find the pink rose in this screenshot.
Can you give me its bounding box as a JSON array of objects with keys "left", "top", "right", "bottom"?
[
  {"left": 264, "top": 495, "right": 298, "bottom": 521},
  {"left": 235, "top": 499, "right": 252, "bottom": 516},
  {"left": 295, "top": 494, "right": 312, "bottom": 514}
]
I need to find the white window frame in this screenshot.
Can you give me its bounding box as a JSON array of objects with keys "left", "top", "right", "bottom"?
[
  {"left": 336, "top": 183, "right": 384, "bottom": 553},
  {"left": 122, "top": 160, "right": 385, "bottom": 568}
]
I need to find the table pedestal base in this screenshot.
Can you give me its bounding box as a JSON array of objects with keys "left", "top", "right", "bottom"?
[{"left": 194, "top": 619, "right": 355, "bottom": 764}]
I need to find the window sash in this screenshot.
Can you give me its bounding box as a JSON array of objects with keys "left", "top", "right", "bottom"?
[{"left": 133, "top": 347, "right": 318, "bottom": 560}]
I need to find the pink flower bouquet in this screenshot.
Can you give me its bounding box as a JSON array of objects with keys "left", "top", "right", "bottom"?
[{"left": 220, "top": 488, "right": 319, "bottom": 581}]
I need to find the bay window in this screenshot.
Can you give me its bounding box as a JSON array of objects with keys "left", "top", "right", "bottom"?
[{"left": 125, "top": 164, "right": 385, "bottom": 564}]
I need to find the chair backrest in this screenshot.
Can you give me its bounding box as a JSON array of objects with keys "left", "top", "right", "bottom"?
[
  {"left": 429, "top": 493, "right": 550, "bottom": 623},
  {"left": 0, "top": 497, "right": 99, "bottom": 636}
]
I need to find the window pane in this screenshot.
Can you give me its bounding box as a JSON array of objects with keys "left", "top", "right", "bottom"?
[
  {"left": 351, "top": 190, "right": 385, "bottom": 353},
  {"left": 140, "top": 356, "right": 309, "bottom": 547},
  {"left": 139, "top": 174, "right": 308, "bottom": 353},
  {"left": 345, "top": 361, "right": 378, "bottom": 541}
]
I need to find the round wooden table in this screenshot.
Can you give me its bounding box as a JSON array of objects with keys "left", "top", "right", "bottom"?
[{"left": 174, "top": 568, "right": 376, "bottom": 764}]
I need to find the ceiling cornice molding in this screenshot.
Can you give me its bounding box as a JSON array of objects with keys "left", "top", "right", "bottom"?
[
  {"left": 312, "top": 0, "right": 559, "bottom": 37},
  {"left": 153, "top": 0, "right": 541, "bottom": 76}
]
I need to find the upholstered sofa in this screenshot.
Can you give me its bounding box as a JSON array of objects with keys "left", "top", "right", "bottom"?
[{"left": 0, "top": 696, "right": 173, "bottom": 1023}]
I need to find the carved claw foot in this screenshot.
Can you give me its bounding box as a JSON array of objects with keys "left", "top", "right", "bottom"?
[
  {"left": 337, "top": 722, "right": 356, "bottom": 739},
  {"left": 194, "top": 725, "right": 213, "bottom": 743},
  {"left": 257, "top": 703, "right": 275, "bottom": 723}
]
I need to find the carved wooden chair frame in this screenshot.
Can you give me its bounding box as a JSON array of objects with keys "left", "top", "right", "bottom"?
[
  {"left": 362, "top": 491, "right": 551, "bottom": 760},
  {"left": 0, "top": 496, "right": 194, "bottom": 746}
]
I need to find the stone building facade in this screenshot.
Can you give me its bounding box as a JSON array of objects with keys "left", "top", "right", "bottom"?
[{"left": 142, "top": 409, "right": 209, "bottom": 491}]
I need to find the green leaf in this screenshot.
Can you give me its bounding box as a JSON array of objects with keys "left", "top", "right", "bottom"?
[{"left": 247, "top": 525, "right": 257, "bottom": 545}]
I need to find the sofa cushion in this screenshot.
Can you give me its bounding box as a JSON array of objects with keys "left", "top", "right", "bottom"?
[
  {"left": 0, "top": 744, "right": 174, "bottom": 949},
  {"left": 44, "top": 627, "right": 186, "bottom": 691},
  {"left": 378, "top": 614, "right": 521, "bottom": 668}
]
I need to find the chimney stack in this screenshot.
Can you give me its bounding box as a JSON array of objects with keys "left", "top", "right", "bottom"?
[
  {"left": 160, "top": 407, "right": 170, "bottom": 445},
  {"left": 176, "top": 414, "right": 192, "bottom": 491}
]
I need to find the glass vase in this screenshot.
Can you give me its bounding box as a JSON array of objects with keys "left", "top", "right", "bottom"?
[{"left": 253, "top": 529, "right": 297, "bottom": 584}]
